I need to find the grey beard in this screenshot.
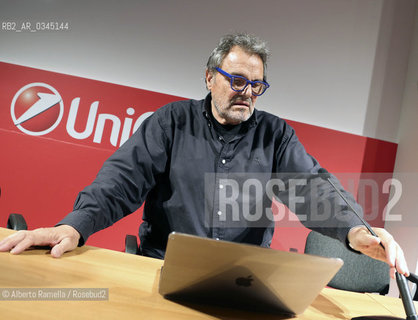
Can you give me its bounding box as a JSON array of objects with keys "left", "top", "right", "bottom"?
[{"left": 213, "top": 100, "right": 253, "bottom": 124}]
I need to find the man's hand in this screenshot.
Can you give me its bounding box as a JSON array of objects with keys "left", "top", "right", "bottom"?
[
  {"left": 347, "top": 226, "right": 409, "bottom": 279},
  {"left": 0, "top": 225, "right": 80, "bottom": 258}
]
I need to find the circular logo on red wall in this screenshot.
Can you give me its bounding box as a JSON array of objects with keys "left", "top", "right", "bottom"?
[{"left": 10, "top": 83, "right": 64, "bottom": 136}]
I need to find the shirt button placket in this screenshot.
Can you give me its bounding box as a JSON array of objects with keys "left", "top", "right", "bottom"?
[{"left": 214, "top": 145, "right": 229, "bottom": 241}]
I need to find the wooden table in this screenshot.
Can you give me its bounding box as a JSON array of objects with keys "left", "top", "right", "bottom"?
[{"left": 0, "top": 227, "right": 415, "bottom": 319}]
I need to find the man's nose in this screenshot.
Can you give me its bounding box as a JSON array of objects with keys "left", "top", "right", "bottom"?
[{"left": 242, "top": 84, "right": 253, "bottom": 98}]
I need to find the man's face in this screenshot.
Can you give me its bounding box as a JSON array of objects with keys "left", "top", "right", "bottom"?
[{"left": 206, "top": 46, "right": 264, "bottom": 125}]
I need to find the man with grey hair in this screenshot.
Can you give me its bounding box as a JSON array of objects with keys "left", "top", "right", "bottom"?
[{"left": 0, "top": 33, "right": 409, "bottom": 279}]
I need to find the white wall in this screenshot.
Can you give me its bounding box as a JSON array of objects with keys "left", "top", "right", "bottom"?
[
  {"left": 0, "top": 0, "right": 414, "bottom": 142},
  {"left": 386, "top": 3, "right": 418, "bottom": 296},
  {"left": 363, "top": 0, "right": 416, "bottom": 142}
]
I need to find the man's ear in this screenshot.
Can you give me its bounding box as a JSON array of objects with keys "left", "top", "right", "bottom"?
[{"left": 206, "top": 69, "right": 214, "bottom": 90}]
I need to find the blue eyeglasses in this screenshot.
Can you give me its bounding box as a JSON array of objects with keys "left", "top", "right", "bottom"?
[{"left": 215, "top": 67, "right": 270, "bottom": 96}]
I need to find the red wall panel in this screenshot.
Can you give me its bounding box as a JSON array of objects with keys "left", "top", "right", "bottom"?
[
  {"left": 0, "top": 62, "right": 183, "bottom": 251},
  {"left": 0, "top": 62, "right": 398, "bottom": 253}
]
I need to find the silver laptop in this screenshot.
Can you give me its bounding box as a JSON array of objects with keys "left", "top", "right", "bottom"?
[{"left": 159, "top": 232, "right": 343, "bottom": 316}]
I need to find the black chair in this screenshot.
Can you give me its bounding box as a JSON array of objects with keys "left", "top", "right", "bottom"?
[
  {"left": 7, "top": 213, "right": 28, "bottom": 231},
  {"left": 125, "top": 234, "right": 139, "bottom": 254},
  {"left": 2, "top": 186, "right": 27, "bottom": 231},
  {"left": 304, "top": 231, "right": 390, "bottom": 295}
]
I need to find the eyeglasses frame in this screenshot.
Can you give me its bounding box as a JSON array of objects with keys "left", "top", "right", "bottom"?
[{"left": 215, "top": 67, "right": 270, "bottom": 96}]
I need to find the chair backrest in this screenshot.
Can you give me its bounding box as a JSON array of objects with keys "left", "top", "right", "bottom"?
[{"left": 304, "top": 231, "right": 390, "bottom": 294}]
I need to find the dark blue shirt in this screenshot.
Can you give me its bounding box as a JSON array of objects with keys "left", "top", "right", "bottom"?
[{"left": 59, "top": 94, "right": 362, "bottom": 258}]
